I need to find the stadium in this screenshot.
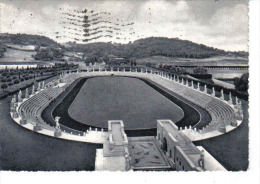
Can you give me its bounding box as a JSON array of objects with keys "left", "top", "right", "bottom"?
[
  {"left": 0, "top": 65, "right": 247, "bottom": 171},
  {"left": 0, "top": 0, "right": 249, "bottom": 172}
]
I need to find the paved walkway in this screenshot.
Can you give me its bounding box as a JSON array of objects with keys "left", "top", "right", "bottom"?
[{"left": 95, "top": 149, "right": 126, "bottom": 171}]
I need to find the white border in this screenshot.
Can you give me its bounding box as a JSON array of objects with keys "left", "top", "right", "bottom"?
[{"left": 1, "top": 1, "right": 260, "bottom": 184}]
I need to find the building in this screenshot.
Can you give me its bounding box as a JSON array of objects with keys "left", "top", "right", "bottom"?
[{"left": 95, "top": 119, "right": 226, "bottom": 171}]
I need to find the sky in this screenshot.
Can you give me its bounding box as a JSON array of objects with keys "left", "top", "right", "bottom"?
[{"left": 0, "top": 0, "right": 249, "bottom": 51}]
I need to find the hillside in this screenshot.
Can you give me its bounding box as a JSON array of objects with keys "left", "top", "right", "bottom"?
[
  {"left": 137, "top": 55, "right": 249, "bottom": 66},
  {"left": 0, "top": 34, "right": 248, "bottom": 62},
  {"left": 0, "top": 33, "right": 64, "bottom": 61},
  {"left": 66, "top": 37, "right": 248, "bottom": 60},
  {"left": 0, "top": 33, "right": 60, "bottom": 47},
  {"left": 0, "top": 47, "right": 37, "bottom": 62}
]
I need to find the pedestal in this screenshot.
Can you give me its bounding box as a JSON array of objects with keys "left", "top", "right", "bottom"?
[
  {"left": 230, "top": 121, "right": 238, "bottom": 127},
  {"left": 12, "top": 111, "right": 19, "bottom": 118},
  {"left": 54, "top": 129, "right": 62, "bottom": 137},
  {"left": 218, "top": 126, "right": 226, "bottom": 133},
  {"left": 33, "top": 124, "right": 41, "bottom": 131},
  {"left": 18, "top": 97, "right": 23, "bottom": 103},
  {"left": 10, "top": 107, "right": 16, "bottom": 112},
  {"left": 20, "top": 119, "right": 27, "bottom": 125},
  {"left": 235, "top": 114, "right": 243, "bottom": 121}
]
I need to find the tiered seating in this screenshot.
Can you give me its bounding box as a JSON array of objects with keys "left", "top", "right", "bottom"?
[
  {"left": 18, "top": 87, "right": 63, "bottom": 130},
  {"left": 155, "top": 77, "right": 236, "bottom": 133},
  {"left": 180, "top": 86, "right": 236, "bottom": 132}
]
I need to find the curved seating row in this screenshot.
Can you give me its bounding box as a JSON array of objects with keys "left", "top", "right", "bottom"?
[
  {"left": 18, "top": 87, "right": 63, "bottom": 131},
  {"left": 152, "top": 76, "right": 237, "bottom": 133}
]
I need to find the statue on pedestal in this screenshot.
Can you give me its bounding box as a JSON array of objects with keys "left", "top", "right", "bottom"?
[
  {"left": 55, "top": 116, "right": 61, "bottom": 130},
  {"left": 37, "top": 82, "right": 41, "bottom": 91},
  {"left": 25, "top": 88, "right": 29, "bottom": 98},
  {"left": 18, "top": 90, "right": 22, "bottom": 102},
  {"left": 198, "top": 150, "right": 205, "bottom": 171},
  {"left": 220, "top": 89, "right": 225, "bottom": 100},
  {"left": 42, "top": 81, "right": 45, "bottom": 89},
  {"left": 212, "top": 87, "right": 215, "bottom": 96},
  {"left": 229, "top": 92, "right": 233, "bottom": 104},
  {"left": 32, "top": 84, "right": 35, "bottom": 95},
  {"left": 54, "top": 116, "right": 62, "bottom": 137}
]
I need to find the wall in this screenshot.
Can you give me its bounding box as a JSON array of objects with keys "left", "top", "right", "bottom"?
[{"left": 156, "top": 121, "right": 199, "bottom": 171}]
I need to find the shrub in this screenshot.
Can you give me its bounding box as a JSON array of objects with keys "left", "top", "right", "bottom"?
[
  {"left": 8, "top": 82, "right": 13, "bottom": 86},
  {"left": 235, "top": 73, "right": 249, "bottom": 91},
  {"left": 1, "top": 83, "right": 8, "bottom": 91},
  {"left": 146, "top": 62, "right": 152, "bottom": 67},
  {"left": 1, "top": 78, "right": 7, "bottom": 82},
  {"left": 193, "top": 67, "right": 208, "bottom": 74},
  {"left": 20, "top": 78, "right": 25, "bottom": 82},
  {"left": 1, "top": 72, "right": 8, "bottom": 77},
  {"left": 14, "top": 79, "right": 20, "bottom": 84},
  {"left": 12, "top": 75, "right": 18, "bottom": 80}
]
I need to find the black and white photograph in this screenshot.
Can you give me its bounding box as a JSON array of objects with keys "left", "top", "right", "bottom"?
[{"left": 0, "top": 0, "right": 259, "bottom": 183}]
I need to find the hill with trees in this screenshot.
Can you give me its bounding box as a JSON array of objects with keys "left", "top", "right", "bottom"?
[
  {"left": 0, "top": 33, "right": 60, "bottom": 47},
  {"left": 66, "top": 37, "right": 248, "bottom": 61},
  {"left": 0, "top": 33, "right": 248, "bottom": 62},
  {"left": 0, "top": 33, "right": 64, "bottom": 61}
]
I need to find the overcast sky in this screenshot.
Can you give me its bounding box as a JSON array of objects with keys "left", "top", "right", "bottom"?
[{"left": 0, "top": 0, "right": 248, "bottom": 51}]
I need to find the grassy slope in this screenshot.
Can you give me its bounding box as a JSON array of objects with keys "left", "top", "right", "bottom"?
[
  {"left": 136, "top": 56, "right": 249, "bottom": 66},
  {"left": 0, "top": 47, "right": 37, "bottom": 62}
]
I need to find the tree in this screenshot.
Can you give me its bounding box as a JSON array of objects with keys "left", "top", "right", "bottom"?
[
  {"left": 1, "top": 72, "right": 8, "bottom": 77},
  {"left": 14, "top": 79, "right": 20, "bottom": 84},
  {"left": 1, "top": 83, "right": 8, "bottom": 91},
  {"left": 146, "top": 62, "right": 152, "bottom": 67},
  {"left": 193, "top": 67, "right": 208, "bottom": 74},
  {"left": 235, "top": 73, "right": 249, "bottom": 91},
  {"left": 1, "top": 78, "right": 7, "bottom": 82}
]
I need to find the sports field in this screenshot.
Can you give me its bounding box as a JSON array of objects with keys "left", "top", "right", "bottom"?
[{"left": 68, "top": 76, "right": 184, "bottom": 130}]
